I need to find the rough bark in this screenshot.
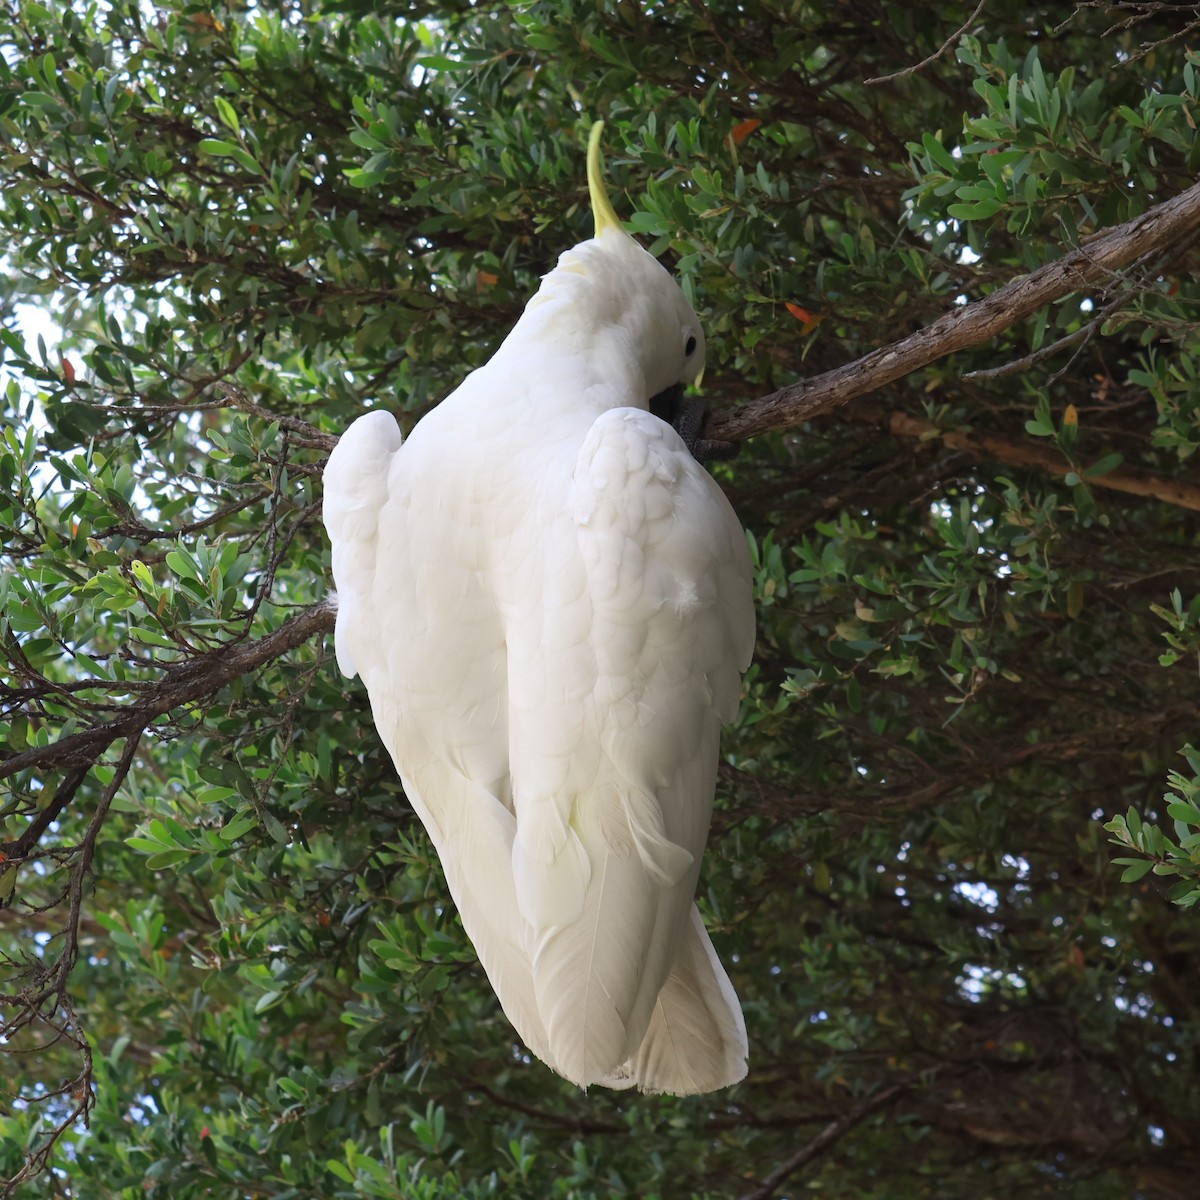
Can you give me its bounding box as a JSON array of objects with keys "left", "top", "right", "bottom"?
[{"left": 707, "top": 179, "right": 1200, "bottom": 443}]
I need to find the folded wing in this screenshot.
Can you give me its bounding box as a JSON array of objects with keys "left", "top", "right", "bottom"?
[{"left": 509, "top": 407, "right": 754, "bottom": 1089}]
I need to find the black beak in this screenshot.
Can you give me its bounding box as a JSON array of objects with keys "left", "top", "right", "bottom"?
[{"left": 648, "top": 382, "right": 685, "bottom": 426}]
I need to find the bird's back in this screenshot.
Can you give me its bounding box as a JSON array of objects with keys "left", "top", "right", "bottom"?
[{"left": 323, "top": 149, "right": 754, "bottom": 1091}]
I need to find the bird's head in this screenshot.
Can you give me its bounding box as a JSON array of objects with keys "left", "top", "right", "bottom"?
[{"left": 513, "top": 123, "right": 706, "bottom": 413}]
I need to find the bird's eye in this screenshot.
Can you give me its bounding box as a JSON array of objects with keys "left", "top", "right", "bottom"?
[{"left": 684, "top": 335, "right": 697, "bottom": 357}]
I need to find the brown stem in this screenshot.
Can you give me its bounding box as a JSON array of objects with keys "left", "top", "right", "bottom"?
[
  {"left": 0, "top": 602, "right": 335, "bottom": 783},
  {"left": 884, "top": 411, "right": 1200, "bottom": 513},
  {"left": 737, "top": 1082, "right": 908, "bottom": 1200},
  {"left": 708, "top": 179, "right": 1200, "bottom": 443}
]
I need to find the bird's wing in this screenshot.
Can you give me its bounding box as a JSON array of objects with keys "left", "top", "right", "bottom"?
[
  {"left": 396, "top": 761, "right": 556, "bottom": 1073},
  {"left": 325, "top": 403, "right": 559, "bottom": 1072},
  {"left": 321, "top": 410, "right": 404, "bottom": 679},
  {"left": 509, "top": 406, "right": 754, "bottom": 1085},
  {"left": 571, "top": 406, "right": 754, "bottom": 800}
]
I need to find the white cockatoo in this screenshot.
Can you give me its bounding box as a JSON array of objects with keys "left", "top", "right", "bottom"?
[{"left": 322, "top": 123, "right": 755, "bottom": 1095}]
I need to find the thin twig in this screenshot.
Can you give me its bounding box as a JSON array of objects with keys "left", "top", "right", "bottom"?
[
  {"left": 865, "top": 0, "right": 989, "bottom": 84},
  {"left": 94, "top": 489, "right": 271, "bottom": 544},
  {"left": 215, "top": 382, "right": 338, "bottom": 450},
  {"left": 1071, "top": 0, "right": 1200, "bottom": 60},
  {"left": 963, "top": 294, "right": 1125, "bottom": 381},
  {"left": 737, "top": 1082, "right": 908, "bottom": 1200}
]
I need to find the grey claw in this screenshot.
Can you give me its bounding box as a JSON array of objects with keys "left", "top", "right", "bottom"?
[{"left": 673, "top": 396, "right": 740, "bottom": 463}]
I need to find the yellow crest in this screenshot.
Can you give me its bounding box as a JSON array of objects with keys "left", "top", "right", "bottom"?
[{"left": 587, "top": 121, "right": 622, "bottom": 238}]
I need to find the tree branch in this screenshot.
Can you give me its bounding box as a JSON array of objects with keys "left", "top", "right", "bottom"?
[
  {"left": 737, "top": 1082, "right": 909, "bottom": 1200},
  {"left": 214, "top": 382, "right": 338, "bottom": 451},
  {"left": 961, "top": 293, "right": 1124, "bottom": 381},
  {"left": 1, "top": 598, "right": 336, "bottom": 1188},
  {"left": 864, "top": 0, "right": 989, "bottom": 85},
  {"left": 1, "top": 735, "right": 139, "bottom": 1196},
  {"left": 0, "top": 601, "right": 336, "bottom": 786},
  {"left": 884, "top": 410, "right": 1200, "bottom": 513},
  {"left": 708, "top": 179, "right": 1200, "bottom": 443}
]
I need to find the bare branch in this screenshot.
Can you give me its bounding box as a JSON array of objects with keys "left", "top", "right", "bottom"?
[
  {"left": 0, "top": 601, "right": 336, "bottom": 784},
  {"left": 708, "top": 179, "right": 1200, "bottom": 444},
  {"left": 737, "top": 1082, "right": 909, "bottom": 1200},
  {"left": 884, "top": 410, "right": 1200, "bottom": 513},
  {"left": 865, "top": 0, "right": 989, "bottom": 84},
  {"left": 962, "top": 294, "right": 1125, "bottom": 381},
  {"left": 1072, "top": 0, "right": 1200, "bottom": 60},
  {"left": 215, "top": 382, "right": 338, "bottom": 451}
]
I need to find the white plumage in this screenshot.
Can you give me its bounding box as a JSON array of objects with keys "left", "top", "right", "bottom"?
[{"left": 322, "top": 124, "right": 754, "bottom": 1094}]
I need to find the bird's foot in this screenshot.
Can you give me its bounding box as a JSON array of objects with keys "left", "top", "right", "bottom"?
[{"left": 672, "top": 396, "right": 740, "bottom": 463}]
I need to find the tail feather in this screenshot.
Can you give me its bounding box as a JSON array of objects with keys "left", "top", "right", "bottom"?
[
  {"left": 529, "top": 849, "right": 661, "bottom": 1086},
  {"left": 601, "top": 904, "right": 747, "bottom": 1095}
]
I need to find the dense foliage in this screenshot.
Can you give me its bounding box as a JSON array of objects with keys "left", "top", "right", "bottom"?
[{"left": 3, "top": 1, "right": 1200, "bottom": 1196}]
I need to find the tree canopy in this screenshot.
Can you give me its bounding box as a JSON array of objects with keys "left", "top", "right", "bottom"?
[{"left": 3, "top": 1, "right": 1200, "bottom": 1196}]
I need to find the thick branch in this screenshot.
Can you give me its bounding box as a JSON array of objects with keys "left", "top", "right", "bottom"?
[
  {"left": 885, "top": 411, "right": 1200, "bottom": 513},
  {"left": 0, "top": 607, "right": 335, "bottom": 1188},
  {"left": 0, "top": 602, "right": 335, "bottom": 787},
  {"left": 708, "top": 179, "right": 1200, "bottom": 443}
]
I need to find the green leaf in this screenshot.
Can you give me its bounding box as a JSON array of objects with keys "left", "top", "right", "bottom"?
[
  {"left": 262, "top": 812, "right": 290, "bottom": 844},
  {"left": 1167, "top": 800, "right": 1200, "bottom": 825},
  {"left": 219, "top": 810, "right": 259, "bottom": 842},
  {"left": 921, "top": 131, "right": 958, "bottom": 173},
  {"left": 1083, "top": 451, "right": 1123, "bottom": 478},
  {"left": 255, "top": 990, "right": 284, "bottom": 1014},
  {"left": 947, "top": 198, "right": 1004, "bottom": 220},
  {"left": 145, "top": 849, "right": 192, "bottom": 871},
  {"left": 130, "top": 559, "right": 155, "bottom": 588},
  {"left": 126, "top": 836, "right": 170, "bottom": 854},
  {"left": 214, "top": 95, "right": 240, "bottom": 136},
  {"left": 198, "top": 137, "right": 262, "bottom": 174},
  {"left": 166, "top": 550, "right": 199, "bottom": 581}
]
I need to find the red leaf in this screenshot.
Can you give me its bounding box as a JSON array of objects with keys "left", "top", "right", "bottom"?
[
  {"left": 62, "top": 357, "right": 76, "bottom": 384},
  {"left": 786, "top": 302, "right": 823, "bottom": 335},
  {"left": 731, "top": 118, "right": 761, "bottom": 144}
]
